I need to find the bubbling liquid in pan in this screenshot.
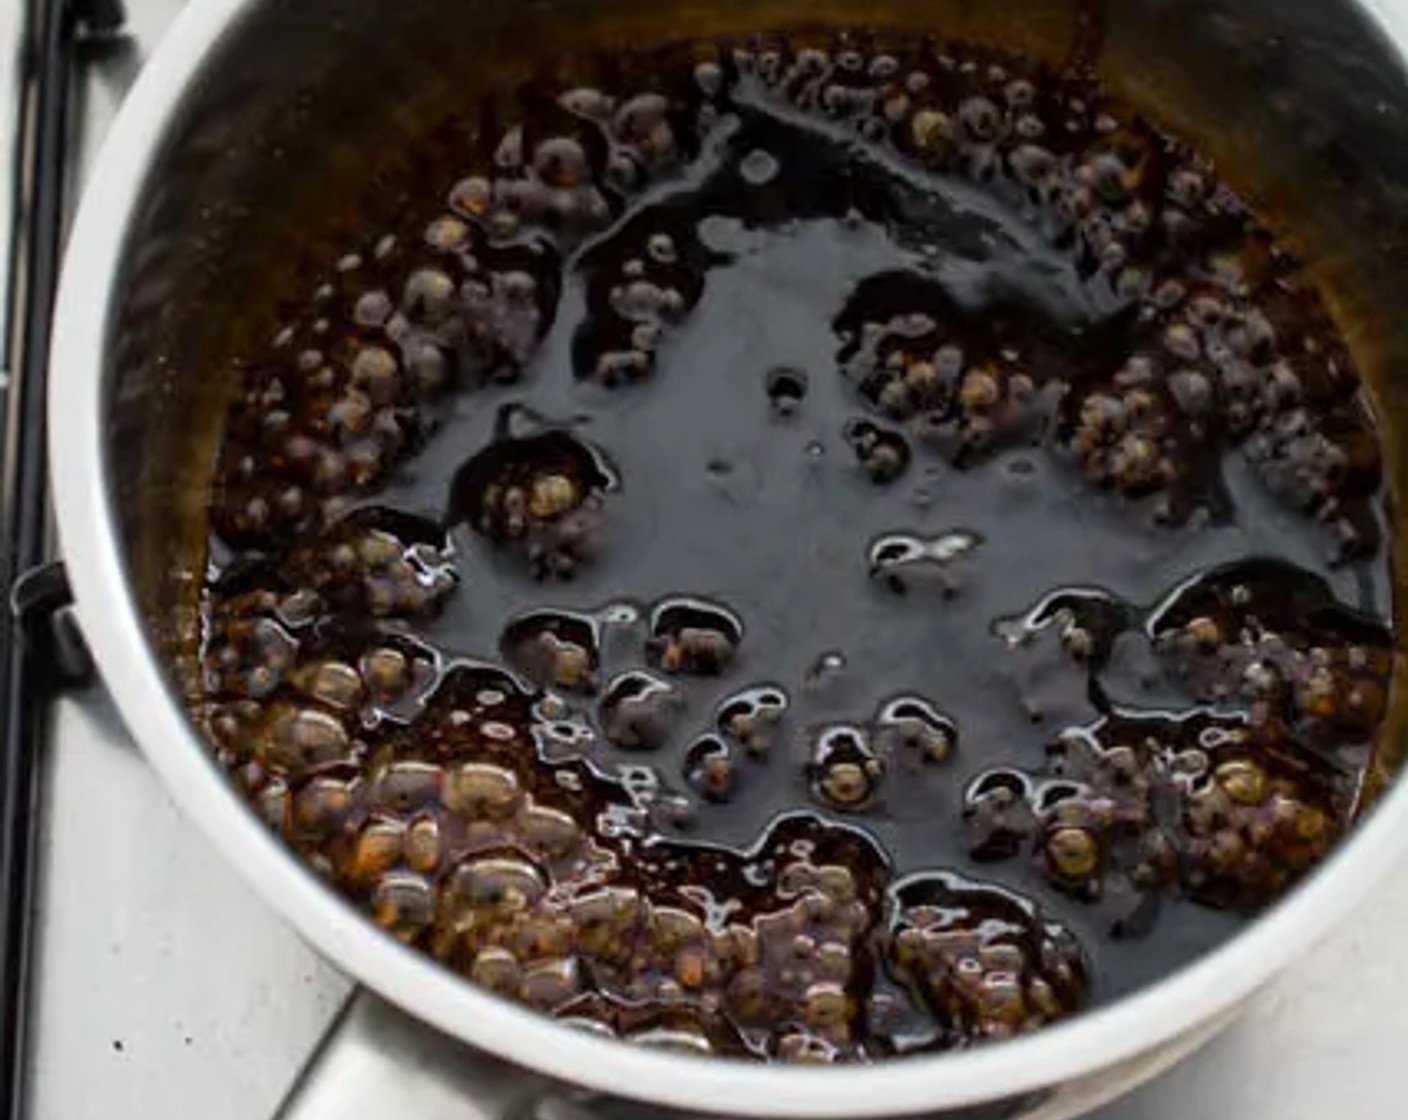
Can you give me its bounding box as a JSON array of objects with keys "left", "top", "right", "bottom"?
[{"left": 193, "top": 28, "right": 1394, "bottom": 1061}]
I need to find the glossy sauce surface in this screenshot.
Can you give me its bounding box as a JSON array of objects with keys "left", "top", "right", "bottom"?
[{"left": 193, "top": 29, "right": 1392, "bottom": 1061}]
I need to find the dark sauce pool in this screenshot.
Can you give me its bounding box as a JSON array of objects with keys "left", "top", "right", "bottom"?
[{"left": 194, "top": 28, "right": 1394, "bottom": 1061}]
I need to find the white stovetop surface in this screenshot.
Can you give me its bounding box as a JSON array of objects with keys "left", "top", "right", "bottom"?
[{"left": 11, "top": 2, "right": 1408, "bottom": 1116}]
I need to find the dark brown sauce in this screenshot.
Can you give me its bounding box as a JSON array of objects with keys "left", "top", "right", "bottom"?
[{"left": 194, "top": 28, "right": 1392, "bottom": 1062}]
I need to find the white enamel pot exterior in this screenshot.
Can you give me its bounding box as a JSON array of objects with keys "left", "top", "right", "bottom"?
[{"left": 47, "top": 0, "right": 1408, "bottom": 1116}]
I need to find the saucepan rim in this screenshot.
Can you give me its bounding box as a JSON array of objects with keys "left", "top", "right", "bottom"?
[{"left": 47, "top": 0, "right": 1408, "bottom": 1113}]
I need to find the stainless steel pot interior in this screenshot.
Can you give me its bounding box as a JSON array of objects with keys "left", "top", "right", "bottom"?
[
  {"left": 105, "top": 0, "right": 1408, "bottom": 788},
  {"left": 50, "top": 0, "right": 1408, "bottom": 1114}
]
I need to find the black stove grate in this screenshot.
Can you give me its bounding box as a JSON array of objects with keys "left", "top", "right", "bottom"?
[{"left": 2, "top": 1, "right": 125, "bottom": 1115}]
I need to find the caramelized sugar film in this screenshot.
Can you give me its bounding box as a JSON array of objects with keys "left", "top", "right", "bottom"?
[{"left": 192, "top": 29, "right": 1393, "bottom": 1061}]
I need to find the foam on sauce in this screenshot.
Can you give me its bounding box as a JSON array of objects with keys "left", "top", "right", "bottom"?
[{"left": 194, "top": 29, "right": 1392, "bottom": 1061}]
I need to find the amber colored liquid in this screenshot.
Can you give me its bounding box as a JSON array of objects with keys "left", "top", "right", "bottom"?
[{"left": 193, "top": 28, "right": 1392, "bottom": 1061}]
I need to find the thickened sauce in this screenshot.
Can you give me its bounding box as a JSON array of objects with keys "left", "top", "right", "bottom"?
[{"left": 193, "top": 29, "right": 1394, "bottom": 1061}]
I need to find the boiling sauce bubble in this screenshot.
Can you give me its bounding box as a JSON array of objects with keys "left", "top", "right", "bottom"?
[
  {"left": 868, "top": 530, "right": 983, "bottom": 595},
  {"left": 684, "top": 733, "right": 740, "bottom": 802},
  {"left": 647, "top": 597, "right": 743, "bottom": 676},
  {"left": 845, "top": 419, "right": 912, "bottom": 485},
  {"left": 875, "top": 695, "right": 957, "bottom": 764},
  {"left": 194, "top": 27, "right": 1393, "bottom": 1061},
  {"left": 500, "top": 608, "right": 602, "bottom": 693},
  {"left": 717, "top": 684, "right": 790, "bottom": 756},
  {"left": 764, "top": 366, "right": 809, "bottom": 415},
  {"left": 599, "top": 670, "right": 685, "bottom": 751},
  {"left": 886, "top": 871, "right": 1087, "bottom": 1045},
  {"left": 447, "top": 427, "right": 617, "bottom": 578},
  {"left": 808, "top": 723, "right": 885, "bottom": 811}
]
